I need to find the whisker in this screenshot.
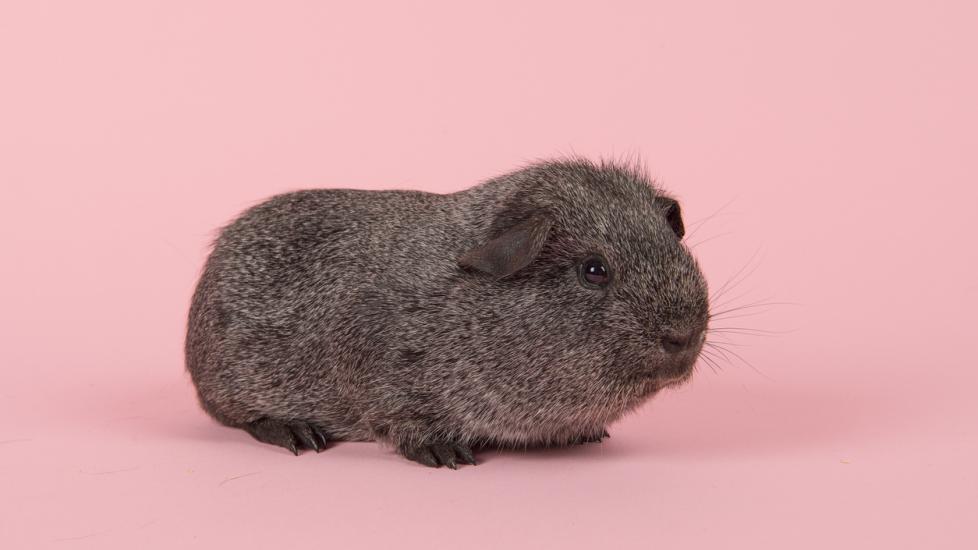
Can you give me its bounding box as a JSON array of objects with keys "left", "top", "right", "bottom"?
[
  {"left": 702, "top": 342, "right": 734, "bottom": 362},
  {"left": 700, "top": 347, "right": 726, "bottom": 364},
  {"left": 706, "top": 309, "right": 780, "bottom": 322},
  {"left": 698, "top": 353, "right": 722, "bottom": 374},
  {"left": 705, "top": 342, "right": 774, "bottom": 381},
  {"left": 708, "top": 326, "right": 794, "bottom": 336},
  {"left": 700, "top": 336, "right": 750, "bottom": 347},
  {"left": 710, "top": 289, "right": 762, "bottom": 313},
  {"left": 688, "top": 231, "right": 735, "bottom": 250},
  {"left": 709, "top": 299, "right": 796, "bottom": 320},
  {"left": 710, "top": 248, "right": 761, "bottom": 301},
  {"left": 683, "top": 196, "right": 738, "bottom": 242},
  {"left": 709, "top": 256, "right": 773, "bottom": 316}
]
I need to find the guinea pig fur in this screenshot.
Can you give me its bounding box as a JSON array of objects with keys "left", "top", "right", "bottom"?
[{"left": 185, "top": 158, "right": 709, "bottom": 468}]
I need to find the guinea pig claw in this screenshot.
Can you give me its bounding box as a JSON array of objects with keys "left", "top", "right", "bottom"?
[
  {"left": 455, "top": 445, "right": 478, "bottom": 466},
  {"left": 401, "top": 445, "right": 439, "bottom": 468},
  {"left": 430, "top": 445, "right": 458, "bottom": 469},
  {"left": 245, "top": 417, "right": 300, "bottom": 455},
  {"left": 289, "top": 423, "right": 323, "bottom": 453},
  {"left": 569, "top": 428, "right": 610, "bottom": 445},
  {"left": 400, "top": 443, "right": 477, "bottom": 469},
  {"left": 244, "top": 418, "right": 331, "bottom": 455},
  {"left": 310, "top": 426, "right": 331, "bottom": 451}
]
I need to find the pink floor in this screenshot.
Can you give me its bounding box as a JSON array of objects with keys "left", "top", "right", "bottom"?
[{"left": 2, "top": 1, "right": 976, "bottom": 548}]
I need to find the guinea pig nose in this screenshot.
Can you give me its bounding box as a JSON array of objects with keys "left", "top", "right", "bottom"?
[{"left": 662, "top": 330, "right": 698, "bottom": 353}]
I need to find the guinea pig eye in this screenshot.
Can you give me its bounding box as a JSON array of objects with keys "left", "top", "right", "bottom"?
[{"left": 579, "top": 255, "right": 610, "bottom": 289}]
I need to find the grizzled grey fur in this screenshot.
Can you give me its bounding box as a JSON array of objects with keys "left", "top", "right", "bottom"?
[{"left": 185, "top": 158, "right": 709, "bottom": 468}]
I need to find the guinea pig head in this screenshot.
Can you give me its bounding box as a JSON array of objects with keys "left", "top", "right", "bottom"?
[{"left": 458, "top": 160, "right": 710, "bottom": 420}]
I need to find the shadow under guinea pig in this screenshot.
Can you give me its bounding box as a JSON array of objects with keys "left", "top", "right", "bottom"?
[{"left": 80, "top": 364, "right": 929, "bottom": 466}]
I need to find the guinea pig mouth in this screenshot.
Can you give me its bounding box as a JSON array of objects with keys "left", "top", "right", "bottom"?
[
  {"left": 631, "top": 370, "right": 692, "bottom": 397},
  {"left": 657, "top": 369, "right": 694, "bottom": 388},
  {"left": 636, "top": 359, "right": 697, "bottom": 389}
]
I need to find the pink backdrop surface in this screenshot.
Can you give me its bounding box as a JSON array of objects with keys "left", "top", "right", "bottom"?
[{"left": 1, "top": 1, "right": 976, "bottom": 548}]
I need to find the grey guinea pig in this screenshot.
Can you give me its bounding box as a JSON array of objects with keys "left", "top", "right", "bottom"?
[{"left": 185, "top": 158, "right": 709, "bottom": 468}]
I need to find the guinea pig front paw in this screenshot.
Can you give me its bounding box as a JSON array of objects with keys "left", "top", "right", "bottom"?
[
  {"left": 243, "top": 417, "right": 331, "bottom": 455},
  {"left": 568, "top": 428, "right": 610, "bottom": 446},
  {"left": 398, "top": 442, "right": 477, "bottom": 469}
]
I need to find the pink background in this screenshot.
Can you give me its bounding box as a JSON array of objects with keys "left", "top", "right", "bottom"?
[{"left": 1, "top": 1, "right": 976, "bottom": 548}]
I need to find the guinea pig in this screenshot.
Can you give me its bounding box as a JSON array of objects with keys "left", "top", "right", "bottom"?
[{"left": 185, "top": 158, "right": 709, "bottom": 468}]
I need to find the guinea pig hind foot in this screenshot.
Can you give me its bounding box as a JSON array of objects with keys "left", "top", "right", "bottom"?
[
  {"left": 398, "top": 442, "right": 478, "bottom": 469},
  {"left": 244, "top": 417, "right": 331, "bottom": 455}
]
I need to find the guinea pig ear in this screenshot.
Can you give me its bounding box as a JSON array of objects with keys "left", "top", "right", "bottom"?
[
  {"left": 659, "top": 197, "right": 685, "bottom": 239},
  {"left": 458, "top": 214, "right": 553, "bottom": 279}
]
